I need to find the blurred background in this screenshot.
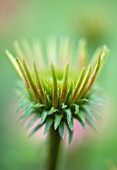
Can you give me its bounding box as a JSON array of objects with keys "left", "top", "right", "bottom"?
[{"left": 0, "top": 0, "right": 117, "bottom": 169}]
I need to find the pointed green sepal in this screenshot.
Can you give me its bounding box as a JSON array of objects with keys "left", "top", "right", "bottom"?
[
  {"left": 75, "top": 111, "right": 86, "bottom": 129},
  {"left": 67, "top": 127, "right": 73, "bottom": 144},
  {"left": 44, "top": 118, "right": 54, "bottom": 135},
  {"left": 54, "top": 114, "right": 63, "bottom": 130},
  {"left": 68, "top": 117, "right": 74, "bottom": 131},
  {"left": 71, "top": 104, "right": 79, "bottom": 115},
  {"left": 64, "top": 108, "right": 72, "bottom": 125},
  {"left": 40, "top": 110, "right": 48, "bottom": 124},
  {"left": 59, "top": 121, "right": 65, "bottom": 139}
]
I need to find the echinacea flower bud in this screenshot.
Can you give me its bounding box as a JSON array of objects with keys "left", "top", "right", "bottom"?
[{"left": 6, "top": 38, "right": 108, "bottom": 143}]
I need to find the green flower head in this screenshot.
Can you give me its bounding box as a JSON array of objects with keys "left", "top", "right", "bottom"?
[{"left": 6, "top": 38, "right": 108, "bottom": 143}]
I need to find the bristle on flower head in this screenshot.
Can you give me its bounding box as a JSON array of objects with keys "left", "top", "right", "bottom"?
[{"left": 6, "top": 38, "right": 109, "bottom": 143}]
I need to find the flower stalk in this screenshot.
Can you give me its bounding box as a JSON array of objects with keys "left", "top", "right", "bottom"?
[{"left": 42, "top": 127, "right": 61, "bottom": 170}]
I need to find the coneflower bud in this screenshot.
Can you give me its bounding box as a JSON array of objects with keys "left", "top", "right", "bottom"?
[{"left": 6, "top": 38, "right": 108, "bottom": 143}]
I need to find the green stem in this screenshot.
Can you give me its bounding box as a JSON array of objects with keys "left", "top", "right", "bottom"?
[{"left": 41, "top": 127, "right": 62, "bottom": 170}]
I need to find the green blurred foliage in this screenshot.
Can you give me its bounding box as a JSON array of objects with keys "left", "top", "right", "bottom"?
[{"left": 0, "top": 0, "right": 117, "bottom": 169}]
